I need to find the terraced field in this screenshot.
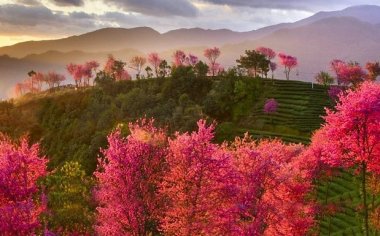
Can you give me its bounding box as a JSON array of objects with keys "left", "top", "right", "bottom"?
[
  {"left": 229, "top": 79, "right": 373, "bottom": 235},
  {"left": 259, "top": 79, "right": 331, "bottom": 135}
]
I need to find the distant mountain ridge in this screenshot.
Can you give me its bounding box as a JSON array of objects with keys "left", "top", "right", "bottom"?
[{"left": 1, "top": 5, "right": 380, "bottom": 98}]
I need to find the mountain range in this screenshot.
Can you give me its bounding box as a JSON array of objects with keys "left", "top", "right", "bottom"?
[{"left": 1, "top": 5, "right": 380, "bottom": 98}]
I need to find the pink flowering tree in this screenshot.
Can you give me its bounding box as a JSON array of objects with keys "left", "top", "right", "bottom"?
[
  {"left": 0, "top": 134, "right": 48, "bottom": 234},
  {"left": 310, "top": 81, "right": 380, "bottom": 235},
  {"left": 327, "top": 85, "right": 344, "bottom": 101},
  {"left": 83, "top": 61, "right": 100, "bottom": 86},
  {"left": 47, "top": 72, "right": 66, "bottom": 88},
  {"left": 147, "top": 53, "right": 162, "bottom": 77},
  {"left": 278, "top": 53, "right": 298, "bottom": 80},
  {"left": 263, "top": 98, "right": 278, "bottom": 114},
  {"left": 104, "top": 55, "right": 131, "bottom": 81},
  {"left": 256, "top": 47, "right": 276, "bottom": 60},
  {"left": 94, "top": 119, "right": 167, "bottom": 235},
  {"left": 67, "top": 63, "right": 84, "bottom": 87},
  {"left": 228, "top": 137, "right": 316, "bottom": 235},
  {"left": 204, "top": 47, "right": 221, "bottom": 76},
  {"left": 264, "top": 98, "right": 278, "bottom": 125},
  {"left": 269, "top": 62, "right": 277, "bottom": 80},
  {"left": 332, "top": 61, "right": 367, "bottom": 87},
  {"left": 172, "top": 50, "right": 187, "bottom": 67},
  {"left": 160, "top": 120, "right": 236, "bottom": 235},
  {"left": 187, "top": 53, "right": 199, "bottom": 67}
]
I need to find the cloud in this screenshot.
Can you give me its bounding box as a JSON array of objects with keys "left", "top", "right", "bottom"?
[
  {"left": 0, "top": 4, "right": 98, "bottom": 37},
  {"left": 0, "top": 4, "right": 60, "bottom": 26},
  {"left": 105, "top": 0, "right": 198, "bottom": 17},
  {"left": 50, "top": 0, "right": 84, "bottom": 7},
  {"left": 15, "top": 0, "right": 41, "bottom": 6},
  {"left": 197, "top": 0, "right": 380, "bottom": 11}
]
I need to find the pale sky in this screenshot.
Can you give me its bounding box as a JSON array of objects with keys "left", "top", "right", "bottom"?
[{"left": 0, "top": 0, "right": 379, "bottom": 47}]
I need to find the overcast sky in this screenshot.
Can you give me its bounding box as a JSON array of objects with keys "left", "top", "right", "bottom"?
[{"left": 0, "top": 0, "right": 379, "bottom": 46}]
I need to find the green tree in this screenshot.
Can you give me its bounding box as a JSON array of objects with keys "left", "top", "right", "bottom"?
[
  {"left": 44, "top": 161, "right": 94, "bottom": 234},
  {"left": 194, "top": 60, "right": 209, "bottom": 78},
  {"left": 236, "top": 50, "right": 270, "bottom": 77},
  {"left": 315, "top": 71, "right": 335, "bottom": 86}
]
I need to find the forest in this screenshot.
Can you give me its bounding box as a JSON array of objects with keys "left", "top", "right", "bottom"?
[{"left": 1, "top": 46, "right": 380, "bottom": 235}]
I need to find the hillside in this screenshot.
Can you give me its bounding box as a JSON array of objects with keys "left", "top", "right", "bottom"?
[
  {"left": 0, "top": 75, "right": 330, "bottom": 172},
  {"left": 3, "top": 73, "right": 379, "bottom": 234}
]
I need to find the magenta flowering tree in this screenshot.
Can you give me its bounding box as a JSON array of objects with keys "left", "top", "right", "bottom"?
[
  {"left": 310, "top": 81, "right": 380, "bottom": 235},
  {"left": 172, "top": 50, "right": 187, "bottom": 67},
  {"left": 204, "top": 47, "right": 221, "bottom": 76},
  {"left": 269, "top": 62, "right": 277, "bottom": 80},
  {"left": 263, "top": 98, "right": 278, "bottom": 114},
  {"left": 66, "top": 63, "right": 84, "bottom": 87},
  {"left": 103, "top": 55, "right": 131, "bottom": 81},
  {"left": 187, "top": 53, "right": 199, "bottom": 67},
  {"left": 330, "top": 60, "right": 366, "bottom": 87},
  {"left": 278, "top": 53, "right": 298, "bottom": 80},
  {"left": 94, "top": 119, "right": 167, "bottom": 235},
  {"left": 160, "top": 120, "right": 236, "bottom": 235},
  {"left": 327, "top": 85, "right": 344, "bottom": 101},
  {"left": 228, "top": 137, "right": 316, "bottom": 235},
  {"left": 147, "top": 53, "right": 162, "bottom": 77},
  {"left": 67, "top": 60, "right": 99, "bottom": 87},
  {"left": 256, "top": 47, "right": 276, "bottom": 60},
  {"left": 83, "top": 60, "right": 99, "bottom": 86},
  {"left": 0, "top": 135, "right": 48, "bottom": 235}
]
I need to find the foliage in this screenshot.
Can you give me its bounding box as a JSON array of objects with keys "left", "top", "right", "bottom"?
[
  {"left": 148, "top": 53, "right": 162, "bottom": 77},
  {"left": 263, "top": 98, "right": 278, "bottom": 114},
  {"left": 0, "top": 135, "right": 47, "bottom": 234},
  {"left": 129, "top": 56, "right": 147, "bottom": 79},
  {"left": 228, "top": 137, "right": 315, "bottom": 235},
  {"left": 236, "top": 50, "right": 270, "bottom": 77},
  {"left": 278, "top": 53, "right": 297, "bottom": 80},
  {"left": 94, "top": 119, "right": 167, "bottom": 235},
  {"left": 44, "top": 161, "right": 94, "bottom": 234},
  {"left": 365, "top": 62, "right": 380, "bottom": 81},
  {"left": 160, "top": 120, "right": 236, "bottom": 235},
  {"left": 310, "top": 81, "right": 380, "bottom": 235},
  {"left": 315, "top": 71, "right": 334, "bottom": 86},
  {"left": 204, "top": 47, "right": 221, "bottom": 76},
  {"left": 330, "top": 60, "right": 366, "bottom": 87}
]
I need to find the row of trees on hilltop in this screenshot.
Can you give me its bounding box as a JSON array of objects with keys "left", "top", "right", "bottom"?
[
  {"left": 13, "top": 46, "right": 300, "bottom": 97},
  {"left": 2, "top": 77, "right": 380, "bottom": 235},
  {"left": 316, "top": 60, "right": 380, "bottom": 87},
  {"left": 236, "top": 47, "right": 297, "bottom": 80},
  {"left": 314, "top": 59, "right": 380, "bottom": 101},
  {"left": 14, "top": 71, "right": 66, "bottom": 96}
]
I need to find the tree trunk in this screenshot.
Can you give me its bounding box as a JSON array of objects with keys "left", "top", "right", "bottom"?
[{"left": 362, "top": 162, "right": 369, "bottom": 236}]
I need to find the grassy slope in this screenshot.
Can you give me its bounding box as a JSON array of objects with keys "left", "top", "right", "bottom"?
[{"left": 0, "top": 77, "right": 367, "bottom": 235}]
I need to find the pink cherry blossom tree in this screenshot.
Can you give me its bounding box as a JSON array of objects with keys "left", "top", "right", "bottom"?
[
  {"left": 228, "top": 136, "right": 316, "bottom": 235},
  {"left": 172, "top": 50, "right": 187, "bottom": 67},
  {"left": 278, "top": 53, "right": 298, "bottom": 80},
  {"left": 310, "top": 81, "right": 380, "bottom": 235},
  {"left": 94, "top": 119, "right": 167, "bottom": 235},
  {"left": 160, "top": 120, "right": 236, "bottom": 235},
  {"left": 256, "top": 47, "right": 276, "bottom": 60},
  {"left": 331, "top": 60, "right": 366, "bottom": 87},
  {"left": 104, "top": 55, "right": 131, "bottom": 81},
  {"left": 204, "top": 47, "right": 221, "bottom": 76},
  {"left": 0, "top": 134, "right": 48, "bottom": 235},
  {"left": 147, "top": 53, "right": 162, "bottom": 77}
]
